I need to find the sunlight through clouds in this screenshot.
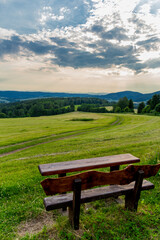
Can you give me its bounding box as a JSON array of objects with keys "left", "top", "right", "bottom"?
[{"left": 0, "top": 0, "right": 159, "bottom": 93}]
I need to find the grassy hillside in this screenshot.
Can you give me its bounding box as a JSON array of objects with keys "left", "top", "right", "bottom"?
[{"left": 0, "top": 112, "right": 160, "bottom": 239}]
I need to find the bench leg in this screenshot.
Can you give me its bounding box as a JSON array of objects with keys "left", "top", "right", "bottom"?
[
  {"left": 69, "top": 178, "right": 81, "bottom": 230},
  {"left": 125, "top": 170, "right": 144, "bottom": 211},
  {"left": 58, "top": 173, "right": 67, "bottom": 211}
]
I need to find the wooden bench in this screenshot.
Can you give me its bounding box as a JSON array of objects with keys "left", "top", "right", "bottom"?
[
  {"left": 39, "top": 153, "right": 140, "bottom": 212},
  {"left": 38, "top": 153, "right": 140, "bottom": 177},
  {"left": 40, "top": 163, "right": 160, "bottom": 230}
]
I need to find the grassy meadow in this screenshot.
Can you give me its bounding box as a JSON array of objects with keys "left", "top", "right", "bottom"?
[{"left": 0, "top": 112, "right": 160, "bottom": 240}]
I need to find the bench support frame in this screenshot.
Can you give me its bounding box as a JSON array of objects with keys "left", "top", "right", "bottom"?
[
  {"left": 125, "top": 170, "right": 144, "bottom": 210},
  {"left": 41, "top": 163, "right": 160, "bottom": 230},
  {"left": 70, "top": 170, "right": 144, "bottom": 229},
  {"left": 69, "top": 179, "right": 82, "bottom": 230}
]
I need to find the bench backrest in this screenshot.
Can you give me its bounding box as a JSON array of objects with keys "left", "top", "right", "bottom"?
[{"left": 41, "top": 164, "right": 160, "bottom": 195}]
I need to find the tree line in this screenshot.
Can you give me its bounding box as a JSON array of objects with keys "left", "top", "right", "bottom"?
[
  {"left": 137, "top": 94, "right": 160, "bottom": 115},
  {"left": 0, "top": 97, "right": 110, "bottom": 118},
  {"left": 0, "top": 94, "right": 159, "bottom": 118},
  {"left": 77, "top": 104, "right": 109, "bottom": 113}
]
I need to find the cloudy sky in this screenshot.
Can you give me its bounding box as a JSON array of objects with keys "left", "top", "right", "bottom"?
[{"left": 0, "top": 0, "right": 160, "bottom": 93}]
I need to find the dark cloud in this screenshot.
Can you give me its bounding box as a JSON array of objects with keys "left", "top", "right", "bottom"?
[
  {"left": 50, "top": 37, "right": 76, "bottom": 47},
  {"left": 0, "top": 37, "right": 21, "bottom": 57},
  {"left": 129, "top": 15, "right": 153, "bottom": 35},
  {"left": 51, "top": 40, "right": 141, "bottom": 71},
  {"left": 90, "top": 24, "right": 129, "bottom": 41},
  {"left": 0, "top": 32, "right": 159, "bottom": 73},
  {"left": 24, "top": 41, "right": 53, "bottom": 55},
  {"left": 137, "top": 37, "right": 160, "bottom": 51},
  {"left": 101, "top": 27, "right": 129, "bottom": 41},
  {"left": 91, "top": 25, "right": 104, "bottom": 33}
]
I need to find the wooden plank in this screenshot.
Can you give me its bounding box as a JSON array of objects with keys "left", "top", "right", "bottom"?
[
  {"left": 38, "top": 153, "right": 140, "bottom": 176},
  {"left": 44, "top": 180, "right": 154, "bottom": 211},
  {"left": 41, "top": 164, "right": 160, "bottom": 195}
]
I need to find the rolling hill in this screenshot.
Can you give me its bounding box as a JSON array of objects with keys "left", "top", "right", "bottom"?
[{"left": 0, "top": 90, "right": 160, "bottom": 103}]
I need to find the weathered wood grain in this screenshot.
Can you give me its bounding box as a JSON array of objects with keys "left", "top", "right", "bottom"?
[
  {"left": 43, "top": 180, "right": 154, "bottom": 211},
  {"left": 38, "top": 153, "right": 140, "bottom": 176},
  {"left": 125, "top": 170, "right": 144, "bottom": 210},
  {"left": 41, "top": 164, "right": 160, "bottom": 195}
]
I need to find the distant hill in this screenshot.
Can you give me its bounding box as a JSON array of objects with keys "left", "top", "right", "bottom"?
[
  {"left": 101, "top": 91, "right": 160, "bottom": 102},
  {"left": 0, "top": 91, "right": 94, "bottom": 103},
  {"left": 0, "top": 90, "right": 160, "bottom": 103}
]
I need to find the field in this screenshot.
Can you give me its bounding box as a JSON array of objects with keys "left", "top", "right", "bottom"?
[{"left": 0, "top": 112, "right": 160, "bottom": 240}]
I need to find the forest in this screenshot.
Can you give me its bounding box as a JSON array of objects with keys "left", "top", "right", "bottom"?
[
  {"left": 0, "top": 94, "right": 160, "bottom": 118},
  {"left": 0, "top": 97, "right": 110, "bottom": 118}
]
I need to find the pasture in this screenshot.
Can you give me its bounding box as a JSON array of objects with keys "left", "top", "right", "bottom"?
[{"left": 0, "top": 112, "right": 160, "bottom": 239}]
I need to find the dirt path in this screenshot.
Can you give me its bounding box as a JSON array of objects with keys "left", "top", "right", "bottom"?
[
  {"left": 0, "top": 134, "right": 56, "bottom": 150},
  {"left": 0, "top": 116, "right": 121, "bottom": 158},
  {"left": 0, "top": 132, "right": 83, "bottom": 158},
  {"left": 110, "top": 117, "right": 121, "bottom": 125}
]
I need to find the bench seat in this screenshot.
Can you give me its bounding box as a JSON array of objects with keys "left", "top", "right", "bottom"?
[{"left": 44, "top": 180, "right": 154, "bottom": 211}]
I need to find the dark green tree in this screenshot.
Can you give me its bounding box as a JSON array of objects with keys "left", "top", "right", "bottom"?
[
  {"left": 117, "top": 97, "right": 129, "bottom": 111},
  {"left": 155, "top": 103, "right": 160, "bottom": 113},
  {"left": 128, "top": 99, "right": 134, "bottom": 111},
  {"left": 150, "top": 94, "right": 160, "bottom": 110},
  {"left": 138, "top": 102, "right": 145, "bottom": 114}
]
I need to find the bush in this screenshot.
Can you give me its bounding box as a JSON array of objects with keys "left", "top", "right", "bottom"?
[
  {"left": 124, "top": 106, "right": 130, "bottom": 112},
  {"left": 0, "top": 112, "right": 7, "bottom": 118},
  {"left": 142, "top": 105, "right": 151, "bottom": 113},
  {"left": 115, "top": 106, "right": 121, "bottom": 113}
]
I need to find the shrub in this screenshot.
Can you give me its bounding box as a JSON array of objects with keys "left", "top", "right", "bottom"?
[
  {"left": 124, "top": 106, "right": 130, "bottom": 112},
  {"left": 0, "top": 112, "right": 7, "bottom": 118},
  {"left": 142, "top": 105, "right": 151, "bottom": 113},
  {"left": 115, "top": 106, "right": 121, "bottom": 113}
]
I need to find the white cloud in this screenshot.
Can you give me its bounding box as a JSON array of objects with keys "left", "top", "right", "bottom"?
[
  {"left": 39, "top": 6, "right": 70, "bottom": 26},
  {"left": 0, "top": 27, "right": 17, "bottom": 39},
  {"left": 0, "top": 0, "right": 160, "bottom": 93}
]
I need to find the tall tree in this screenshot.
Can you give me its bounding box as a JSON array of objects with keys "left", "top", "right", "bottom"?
[
  {"left": 138, "top": 102, "right": 145, "bottom": 114},
  {"left": 150, "top": 94, "right": 160, "bottom": 110},
  {"left": 128, "top": 99, "right": 134, "bottom": 111},
  {"left": 117, "top": 97, "right": 129, "bottom": 111}
]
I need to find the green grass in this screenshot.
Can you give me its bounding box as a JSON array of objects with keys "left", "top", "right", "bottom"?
[{"left": 0, "top": 112, "right": 160, "bottom": 239}]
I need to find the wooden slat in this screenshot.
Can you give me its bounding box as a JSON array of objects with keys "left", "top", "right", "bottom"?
[
  {"left": 44, "top": 180, "right": 154, "bottom": 211},
  {"left": 38, "top": 153, "right": 140, "bottom": 176},
  {"left": 41, "top": 164, "right": 160, "bottom": 195}
]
